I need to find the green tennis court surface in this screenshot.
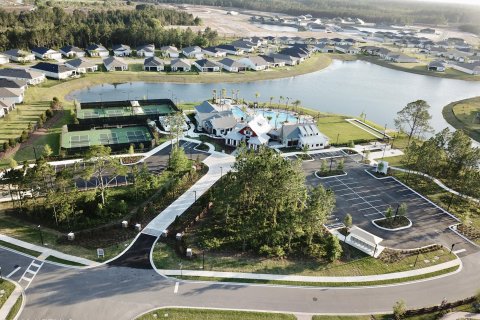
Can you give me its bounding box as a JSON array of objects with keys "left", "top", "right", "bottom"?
[
  {"left": 62, "top": 126, "right": 152, "bottom": 149},
  {"left": 77, "top": 104, "right": 175, "bottom": 119}
]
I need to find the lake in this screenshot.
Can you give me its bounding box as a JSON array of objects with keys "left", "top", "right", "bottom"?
[{"left": 67, "top": 59, "right": 480, "bottom": 133}]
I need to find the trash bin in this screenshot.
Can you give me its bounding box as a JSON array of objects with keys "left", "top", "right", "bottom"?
[
  {"left": 161, "top": 230, "right": 168, "bottom": 237},
  {"left": 186, "top": 248, "right": 192, "bottom": 258},
  {"left": 67, "top": 232, "right": 75, "bottom": 241},
  {"left": 135, "top": 223, "right": 141, "bottom": 232},
  {"left": 176, "top": 233, "right": 183, "bottom": 241},
  {"left": 122, "top": 221, "right": 128, "bottom": 228}
]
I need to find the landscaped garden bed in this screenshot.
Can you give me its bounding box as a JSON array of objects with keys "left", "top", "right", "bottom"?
[
  {"left": 373, "top": 216, "right": 412, "bottom": 230},
  {"left": 456, "top": 224, "right": 480, "bottom": 245},
  {"left": 120, "top": 156, "right": 144, "bottom": 164},
  {"left": 195, "top": 143, "right": 210, "bottom": 152},
  {"left": 136, "top": 308, "right": 296, "bottom": 320},
  {"left": 296, "top": 153, "right": 313, "bottom": 161}
]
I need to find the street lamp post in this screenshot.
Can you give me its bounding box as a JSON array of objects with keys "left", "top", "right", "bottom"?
[{"left": 38, "top": 225, "right": 44, "bottom": 246}]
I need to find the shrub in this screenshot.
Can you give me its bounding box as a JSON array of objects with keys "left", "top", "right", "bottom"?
[{"left": 393, "top": 300, "right": 407, "bottom": 320}]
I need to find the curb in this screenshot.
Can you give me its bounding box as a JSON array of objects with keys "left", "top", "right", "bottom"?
[
  {"left": 314, "top": 170, "right": 347, "bottom": 179},
  {"left": 372, "top": 217, "right": 413, "bottom": 231}
]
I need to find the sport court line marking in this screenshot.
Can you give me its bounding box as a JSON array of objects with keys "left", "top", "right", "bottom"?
[
  {"left": 174, "top": 282, "right": 179, "bottom": 294},
  {"left": 6, "top": 266, "right": 21, "bottom": 278}
]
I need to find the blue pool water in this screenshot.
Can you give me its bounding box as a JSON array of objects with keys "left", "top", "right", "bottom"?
[{"left": 231, "top": 107, "right": 298, "bottom": 128}]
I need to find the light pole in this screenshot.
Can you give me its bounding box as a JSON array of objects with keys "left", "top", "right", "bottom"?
[{"left": 38, "top": 225, "right": 44, "bottom": 246}]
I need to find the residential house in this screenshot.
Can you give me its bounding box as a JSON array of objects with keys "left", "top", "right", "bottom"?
[
  {"left": 0, "top": 100, "right": 16, "bottom": 118},
  {"left": 451, "top": 62, "right": 480, "bottom": 75},
  {"left": 59, "top": 45, "right": 85, "bottom": 58},
  {"left": 280, "top": 123, "right": 329, "bottom": 150},
  {"left": 2, "top": 49, "right": 35, "bottom": 63},
  {"left": 204, "top": 114, "right": 237, "bottom": 136},
  {"left": 0, "top": 87, "right": 23, "bottom": 104},
  {"left": 225, "top": 114, "right": 272, "bottom": 150},
  {"left": 161, "top": 46, "right": 179, "bottom": 58},
  {"left": 182, "top": 46, "right": 203, "bottom": 59},
  {"left": 231, "top": 40, "right": 256, "bottom": 53},
  {"left": 238, "top": 56, "right": 269, "bottom": 71},
  {"left": 270, "top": 53, "right": 300, "bottom": 66},
  {"left": 31, "top": 47, "right": 62, "bottom": 60},
  {"left": 360, "top": 45, "right": 383, "bottom": 55},
  {"left": 170, "top": 58, "right": 191, "bottom": 72},
  {"left": 217, "top": 58, "right": 247, "bottom": 72},
  {"left": 31, "top": 62, "right": 76, "bottom": 80},
  {"left": 384, "top": 53, "right": 418, "bottom": 63},
  {"left": 143, "top": 57, "right": 164, "bottom": 71},
  {"left": 0, "top": 68, "right": 46, "bottom": 85},
  {"left": 427, "top": 60, "right": 446, "bottom": 72},
  {"left": 103, "top": 56, "right": 128, "bottom": 71},
  {"left": 278, "top": 48, "right": 308, "bottom": 62},
  {"left": 315, "top": 43, "right": 335, "bottom": 53},
  {"left": 86, "top": 44, "right": 109, "bottom": 57},
  {"left": 202, "top": 46, "right": 227, "bottom": 58},
  {"left": 137, "top": 44, "right": 155, "bottom": 57},
  {"left": 113, "top": 44, "right": 132, "bottom": 57},
  {"left": 65, "top": 58, "right": 98, "bottom": 73},
  {"left": 0, "top": 78, "right": 28, "bottom": 93},
  {"left": 0, "top": 54, "right": 9, "bottom": 64},
  {"left": 260, "top": 55, "right": 286, "bottom": 68},
  {"left": 335, "top": 44, "right": 359, "bottom": 54},
  {"left": 194, "top": 59, "right": 220, "bottom": 72},
  {"left": 215, "top": 45, "right": 244, "bottom": 56},
  {"left": 194, "top": 100, "right": 235, "bottom": 131}
]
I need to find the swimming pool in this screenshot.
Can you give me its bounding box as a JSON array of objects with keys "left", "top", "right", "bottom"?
[{"left": 232, "top": 107, "right": 298, "bottom": 128}]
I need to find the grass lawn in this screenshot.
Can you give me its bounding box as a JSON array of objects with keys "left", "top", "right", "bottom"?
[
  {"left": 0, "top": 279, "right": 15, "bottom": 309},
  {"left": 442, "top": 97, "right": 480, "bottom": 143},
  {"left": 316, "top": 115, "right": 380, "bottom": 144},
  {"left": 136, "top": 308, "right": 296, "bottom": 320},
  {"left": 6, "top": 295, "right": 23, "bottom": 320},
  {"left": 382, "top": 155, "right": 404, "bottom": 167},
  {"left": 174, "top": 266, "right": 459, "bottom": 287},
  {"left": 0, "top": 239, "right": 41, "bottom": 257},
  {"left": 153, "top": 242, "right": 455, "bottom": 277}
]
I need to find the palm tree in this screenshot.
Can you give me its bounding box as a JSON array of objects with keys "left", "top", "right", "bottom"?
[
  {"left": 269, "top": 96, "right": 274, "bottom": 109},
  {"left": 285, "top": 97, "right": 290, "bottom": 110},
  {"left": 292, "top": 99, "right": 301, "bottom": 113},
  {"left": 255, "top": 92, "right": 260, "bottom": 107},
  {"left": 278, "top": 96, "right": 284, "bottom": 110},
  {"left": 236, "top": 89, "right": 240, "bottom": 103},
  {"left": 212, "top": 89, "right": 217, "bottom": 102}
]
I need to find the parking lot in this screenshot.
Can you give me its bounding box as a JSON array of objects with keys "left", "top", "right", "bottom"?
[{"left": 302, "top": 153, "right": 474, "bottom": 253}]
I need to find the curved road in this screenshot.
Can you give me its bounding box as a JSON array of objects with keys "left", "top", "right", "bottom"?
[{"left": 0, "top": 234, "right": 476, "bottom": 320}]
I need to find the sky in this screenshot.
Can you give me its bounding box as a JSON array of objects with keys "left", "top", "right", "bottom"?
[{"left": 410, "top": 0, "right": 480, "bottom": 5}]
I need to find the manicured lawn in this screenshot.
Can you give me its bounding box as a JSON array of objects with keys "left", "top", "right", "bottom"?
[
  {"left": 442, "top": 97, "right": 480, "bottom": 143},
  {"left": 0, "top": 279, "right": 15, "bottom": 309},
  {"left": 0, "top": 239, "right": 41, "bottom": 257},
  {"left": 137, "top": 308, "right": 296, "bottom": 320},
  {"left": 382, "top": 155, "right": 404, "bottom": 167},
  {"left": 313, "top": 317, "right": 373, "bottom": 320},
  {"left": 153, "top": 242, "right": 455, "bottom": 277},
  {"left": 173, "top": 266, "right": 459, "bottom": 287},
  {"left": 316, "top": 115, "right": 379, "bottom": 144},
  {"left": 6, "top": 295, "right": 23, "bottom": 320}
]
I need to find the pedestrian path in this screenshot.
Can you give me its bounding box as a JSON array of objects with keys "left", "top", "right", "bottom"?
[
  {"left": 157, "top": 258, "right": 461, "bottom": 283},
  {"left": 0, "top": 280, "right": 23, "bottom": 320},
  {"left": 18, "top": 259, "right": 44, "bottom": 290},
  {"left": 142, "top": 152, "right": 235, "bottom": 237},
  {"left": 0, "top": 234, "right": 99, "bottom": 267}
]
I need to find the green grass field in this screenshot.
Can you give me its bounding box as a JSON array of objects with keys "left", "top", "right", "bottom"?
[
  {"left": 136, "top": 308, "right": 296, "bottom": 320},
  {"left": 317, "top": 115, "right": 380, "bottom": 144},
  {"left": 5, "top": 295, "right": 23, "bottom": 320},
  {"left": 0, "top": 279, "right": 15, "bottom": 309},
  {"left": 442, "top": 97, "right": 480, "bottom": 143},
  {"left": 153, "top": 242, "right": 455, "bottom": 277}
]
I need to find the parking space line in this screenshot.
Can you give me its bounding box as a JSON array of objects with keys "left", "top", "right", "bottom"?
[
  {"left": 6, "top": 266, "right": 21, "bottom": 279},
  {"left": 174, "top": 282, "right": 179, "bottom": 294},
  {"left": 364, "top": 212, "right": 383, "bottom": 217}
]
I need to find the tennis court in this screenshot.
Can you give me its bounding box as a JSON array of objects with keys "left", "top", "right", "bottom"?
[
  {"left": 77, "top": 104, "right": 175, "bottom": 119},
  {"left": 62, "top": 126, "right": 152, "bottom": 149}
]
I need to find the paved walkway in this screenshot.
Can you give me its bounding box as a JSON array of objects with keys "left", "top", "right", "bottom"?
[
  {"left": 390, "top": 167, "right": 480, "bottom": 204},
  {"left": 157, "top": 258, "right": 461, "bottom": 283},
  {"left": 441, "top": 312, "right": 480, "bottom": 320},
  {"left": 0, "top": 279, "right": 23, "bottom": 320},
  {"left": 0, "top": 234, "right": 99, "bottom": 267},
  {"left": 142, "top": 152, "right": 235, "bottom": 237}
]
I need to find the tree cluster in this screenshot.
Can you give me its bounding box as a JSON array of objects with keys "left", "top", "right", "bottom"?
[
  {"left": 199, "top": 146, "right": 340, "bottom": 260},
  {"left": 0, "top": 6, "right": 218, "bottom": 51}
]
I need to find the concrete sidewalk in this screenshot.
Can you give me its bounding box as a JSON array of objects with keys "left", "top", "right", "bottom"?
[
  {"left": 0, "top": 280, "right": 23, "bottom": 320},
  {"left": 0, "top": 234, "right": 99, "bottom": 267},
  {"left": 142, "top": 152, "right": 235, "bottom": 237},
  {"left": 157, "top": 258, "right": 461, "bottom": 283}
]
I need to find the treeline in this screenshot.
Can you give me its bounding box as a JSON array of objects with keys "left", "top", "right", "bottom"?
[
  {"left": 0, "top": 5, "right": 219, "bottom": 51},
  {"left": 153, "top": 0, "right": 480, "bottom": 26}
]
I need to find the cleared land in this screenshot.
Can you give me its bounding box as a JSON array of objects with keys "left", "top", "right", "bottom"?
[
  {"left": 442, "top": 97, "right": 480, "bottom": 143},
  {"left": 136, "top": 308, "right": 296, "bottom": 320}
]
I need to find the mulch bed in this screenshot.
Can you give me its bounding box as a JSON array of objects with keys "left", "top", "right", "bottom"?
[
  {"left": 375, "top": 216, "right": 410, "bottom": 229},
  {"left": 317, "top": 169, "right": 345, "bottom": 177}
]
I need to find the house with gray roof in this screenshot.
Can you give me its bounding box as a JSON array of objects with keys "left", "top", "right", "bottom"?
[
  {"left": 217, "top": 58, "right": 247, "bottom": 72},
  {"left": 3, "top": 49, "right": 35, "bottom": 63},
  {"left": 0, "top": 78, "right": 28, "bottom": 92},
  {"left": 0, "top": 54, "right": 9, "bottom": 64},
  {"left": 86, "top": 44, "right": 109, "bottom": 57},
  {"left": 238, "top": 56, "right": 269, "bottom": 71},
  {"left": 170, "top": 58, "right": 191, "bottom": 72},
  {"left": 113, "top": 44, "right": 132, "bottom": 57},
  {"left": 60, "top": 45, "right": 85, "bottom": 58},
  {"left": 182, "top": 46, "right": 203, "bottom": 59},
  {"left": 65, "top": 58, "right": 98, "bottom": 73},
  {"left": 427, "top": 60, "right": 446, "bottom": 72},
  {"left": 194, "top": 100, "right": 234, "bottom": 130},
  {"left": 202, "top": 47, "right": 227, "bottom": 58},
  {"left": 204, "top": 114, "right": 237, "bottom": 136},
  {"left": 0, "top": 87, "right": 23, "bottom": 104},
  {"left": 280, "top": 123, "right": 329, "bottom": 150},
  {"left": 161, "top": 46, "right": 179, "bottom": 58},
  {"left": 0, "top": 100, "right": 16, "bottom": 118},
  {"left": 260, "top": 55, "right": 286, "bottom": 67},
  {"left": 384, "top": 53, "right": 417, "bottom": 63},
  {"left": 143, "top": 57, "right": 164, "bottom": 71},
  {"left": 194, "top": 59, "right": 220, "bottom": 72},
  {"left": 215, "top": 45, "right": 244, "bottom": 56},
  {"left": 137, "top": 44, "right": 155, "bottom": 57},
  {"left": 335, "top": 44, "right": 359, "bottom": 55},
  {"left": 31, "top": 62, "right": 76, "bottom": 79},
  {"left": 103, "top": 56, "right": 128, "bottom": 71},
  {"left": 31, "top": 47, "right": 62, "bottom": 60},
  {"left": 451, "top": 61, "right": 480, "bottom": 75},
  {"left": 0, "top": 68, "right": 46, "bottom": 85}
]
